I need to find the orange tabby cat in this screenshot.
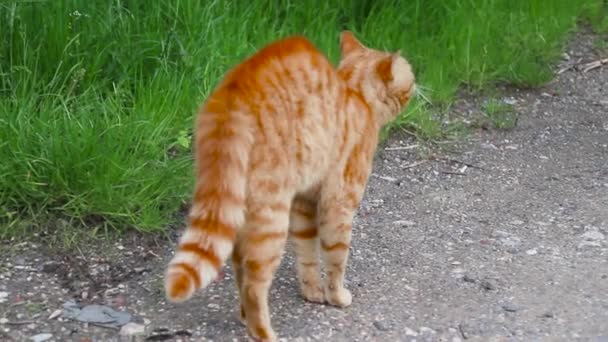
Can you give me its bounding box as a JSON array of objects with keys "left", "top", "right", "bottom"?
[{"left": 164, "top": 31, "right": 415, "bottom": 341}]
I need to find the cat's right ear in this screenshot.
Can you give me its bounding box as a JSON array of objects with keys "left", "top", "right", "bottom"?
[{"left": 340, "top": 31, "right": 364, "bottom": 57}]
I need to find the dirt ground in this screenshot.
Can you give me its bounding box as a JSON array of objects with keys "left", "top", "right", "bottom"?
[{"left": 1, "top": 31, "right": 607, "bottom": 342}]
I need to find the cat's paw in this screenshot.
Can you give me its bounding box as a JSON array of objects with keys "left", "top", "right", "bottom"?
[
  {"left": 247, "top": 324, "right": 277, "bottom": 342},
  {"left": 300, "top": 281, "right": 325, "bottom": 303},
  {"left": 238, "top": 304, "right": 247, "bottom": 326},
  {"left": 325, "top": 286, "right": 352, "bottom": 308}
]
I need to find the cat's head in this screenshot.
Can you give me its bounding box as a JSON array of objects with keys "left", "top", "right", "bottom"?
[{"left": 337, "top": 31, "right": 416, "bottom": 125}]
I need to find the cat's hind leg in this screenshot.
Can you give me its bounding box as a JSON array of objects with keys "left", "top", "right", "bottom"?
[
  {"left": 239, "top": 193, "right": 291, "bottom": 342},
  {"left": 289, "top": 196, "right": 324, "bottom": 303},
  {"left": 230, "top": 238, "right": 247, "bottom": 325}
]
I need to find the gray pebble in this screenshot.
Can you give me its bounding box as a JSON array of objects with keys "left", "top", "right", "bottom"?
[
  {"left": 501, "top": 302, "right": 520, "bottom": 312},
  {"left": 582, "top": 230, "right": 605, "bottom": 241},
  {"left": 480, "top": 279, "right": 496, "bottom": 291},
  {"left": 393, "top": 220, "right": 415, "bottom": 227},
  {"left": 463, "top": 274, "right": 477, "bottom": 283},
  {"left": 29, "top": 334, "right": 53, "bottom": 342},
  {"left": 373, "top": 320, "right": 391, "bottom": 331}
]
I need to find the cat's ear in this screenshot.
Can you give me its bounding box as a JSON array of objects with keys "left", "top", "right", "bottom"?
[
  {"left": 340, "top": 31, "right": 364, "bottom": 57},
  {"left": 376, "top": 52, "right": 401, "bottom": 82}
]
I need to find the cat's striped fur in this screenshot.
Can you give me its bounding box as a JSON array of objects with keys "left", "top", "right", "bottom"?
[{"left": 164, "top": 31, "right": 415, "bottom": 341}]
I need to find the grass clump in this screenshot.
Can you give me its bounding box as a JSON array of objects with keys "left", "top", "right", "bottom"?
[
  {"left": 0, "top": 0, "right": 603, "bottom": 237},
  {"left": 481, "top": 99, "right": 519, "bottom": 130},
  {"left": 582, "top": 1, "right": 608, "bottom": 33}
]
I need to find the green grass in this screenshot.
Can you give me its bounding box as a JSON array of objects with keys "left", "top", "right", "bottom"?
[
  {"left": 481, "top": 99, "right": 519, "bottom": 130},
  {"left": 582, "top": 1, "right": 608, "bottom": 33},
  {"left": 0, "top": 0, "right": 602, "bottom": 237}
]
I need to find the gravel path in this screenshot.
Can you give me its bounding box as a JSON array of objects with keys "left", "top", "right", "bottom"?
[{"left": 1, "top": 31, "right": 607, "bottom": 342}]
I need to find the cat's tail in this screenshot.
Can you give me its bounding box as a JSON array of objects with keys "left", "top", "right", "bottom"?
[{"left": 165, "top": 100, "right": 254, "bottom": 303}]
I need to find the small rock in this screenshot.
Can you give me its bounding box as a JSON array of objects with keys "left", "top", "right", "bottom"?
[
  {"left": 29, "top": 333, "right": 53, "bottom": 342},
  {"left": 526, "top": 249, "right": 538, "bottom": 256},
  {"left": 373, "top": 320, "right": 390, "bottom": 331},
  {"left": 393, "top": 220, "right": 415, "bottom": 227},
  {"left": 104, "top": 288, "right": 120, "bottom": 296},
  {"left": 134, "top": 267, "right": 147, "bottom": 274},
  {"left": 0, "top": 291, "right": 8, "bottom": 304},
  {"left": 480, "top": 279, "right": 496, "bottom": 291},
  {"left": 419, "top": 326, "right": 436, "bottom": 335},
  {"left": 542, "top": 312, "right": 554, "bottom": 318},
  {"left": 578, "top": 240, "right": 601, "bottom": 249},
  {"left": 48, "top": 309, "right": 62, "bottom": 320},
  {"left": 463, "top": 274, "right": 476, "bottom": 283},
  {"left": 41, "top": 262, "right": 60, "bottom": 273},
  {"left": 174, "top": 330, "right": 192, "bottom": 337},
  {"left": 111, "top": 294, "right": 127, "bottom": 307},
  {"left": 62, "top": 302, "right": 132, "bottom": 326},
  {"left": 207, "top": 303, "right": 220, "bottom": 310},
  {"left": 451, "top": 267, "right": 466, "bottom": 278},
  {"left": 374, "top": 174, "right": 398, "bottom": 182},
  {"left": 507, "top": 247, "right": 521, "bottom": 254},
  {"left": 404, "top": 327, "right": 418, "bottom": 336},
  {"left": 119, "top": 322, "right": 145, "bottom": 336},
  {"left": 500, "top": 236, "right": 522, "bottom": 250},
  {"left": 14, "top": 256, "right": 26, "bottom": 265},
  {"left": 582, "top": 230, "right": 605, "bottom": 241},
  {"left": 492, "top": 230, "right": 510, "bottom": 238},
  {"left": 286, "top": 338, "right": 306, "bottom": 342},
  {"left": 501, "top": 302, "right": 520, "bottom": 312},
  {"left": 0, "top": 318, "right": 8, "bottom": 324}
]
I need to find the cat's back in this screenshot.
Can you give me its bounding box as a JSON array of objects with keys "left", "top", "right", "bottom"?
[
  {"left": 234, "top": 35, "right": 328, "bottom": 75},
  {"left": 207, "top": 36, "right": 336, "bottom": 110}
]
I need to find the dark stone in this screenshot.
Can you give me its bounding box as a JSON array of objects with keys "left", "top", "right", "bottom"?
[
  {"left": 373, "top": 320, "right": 391, "bottom": 331},
  {"left": 501, "top": 303, "right": 520, "bottom": 312},
  {"left": 480, "top": 279, "right": 496, "bottom": 291},
  {"left": 463, "top": 274, "right": 477, "bottom": 283}
]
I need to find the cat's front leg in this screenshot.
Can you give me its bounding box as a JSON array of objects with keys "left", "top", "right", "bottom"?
[
  {"left": 317, "top": 189, "right": 362, "bottom": 308},
  {"left": 317, "top": 141, "right": 373, "bottom": 308}
]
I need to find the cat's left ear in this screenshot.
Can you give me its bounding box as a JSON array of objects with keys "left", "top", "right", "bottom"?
[
  {"left": 376, "top": 51, "right": 401, "bottom": 82},
  {"left": 340, "top": 31, "right": 364, "bottom": 57}
]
